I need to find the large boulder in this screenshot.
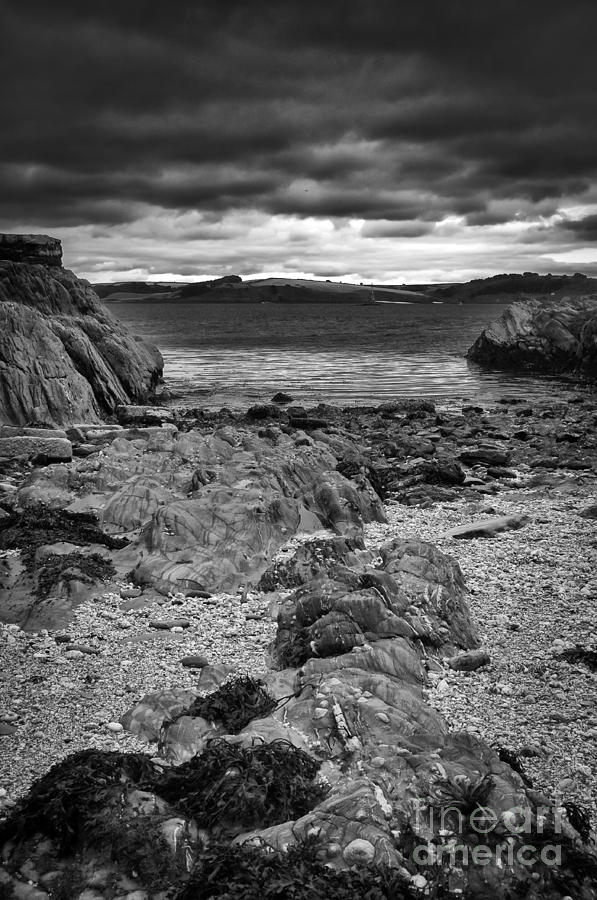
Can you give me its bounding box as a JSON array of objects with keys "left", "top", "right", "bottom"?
[
  {"left": 0, "top": 234, "right": 163, "bottom": 426},
  {"left": 0, "top": 431, "right": 72, "bottom": 464},
  {"left": 467, "top": 297, "right": 597, "bottom": 373}
]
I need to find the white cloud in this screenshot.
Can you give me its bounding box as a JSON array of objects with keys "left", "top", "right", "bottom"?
[{"left": 8, "top": 203, "right": 594, "bottom": 284}]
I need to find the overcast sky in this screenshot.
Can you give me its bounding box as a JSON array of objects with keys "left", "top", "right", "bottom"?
[{"left": 2, "top": 0, "right": 597, "bottom": 283}]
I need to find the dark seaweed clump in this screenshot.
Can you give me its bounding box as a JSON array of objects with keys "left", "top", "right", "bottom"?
[
  {"left": 0, "top": 749, "right": 157, "bottom": 854},
  {"left": 276, "top": 627, "right": 313, "bottom": 668},
  {"left": 156, "top": 739, "right": 327, "bottom": 832},
  {"left": 563, "top": 801, "right": 593, "bottom": 845},
  {"left": 495, "top": 746, "right": 533, "bottom": 787},
  {"left": 527, "top": 809, "right": 597, "bottom": 888},
  {"left": 175, "top": 840, "right": 418, "bottom": 900},
  {"left": 429, "top": 773, "right": 495, "bottom": 832},
  {"left": 558, "top": 646, "right": 597, "bottom": 672},
  {"left": 3, "top": 745, "right": 597, "bottom": 899},
  {"left": 0, "top": 750, "right": 190, "bottom": 894},
  {"left": 0, "top": 505, "right": 128, "bottom": 571},
  {"left": 0, "top": 741, "right": 325, "bottom": 853},
  {"left": 336, "top": 456, "right": 388, "bottom": 500},
  {"left": 181, "top": 675, "right": 277, "bottom": 734},
  {"left": 35, "top": 551, "right": 116, "bottom": 599}
]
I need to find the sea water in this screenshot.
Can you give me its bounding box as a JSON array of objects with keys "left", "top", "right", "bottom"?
[{"left": 110, "top": 300, "right": 581, "bottom": 407}]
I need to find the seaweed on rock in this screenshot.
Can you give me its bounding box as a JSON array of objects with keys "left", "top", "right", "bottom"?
[
  {"left": 525, "top": 809, "right": 597, "bottom": 887},
  {"left": 558, "top": 646, "right": 597, "bottom": 672},
  {"left": 495, "top": 746, "right": 533, "bottom": 787},
  {"left": 174, "top": 840, "right": 419, "bottom": 900},
  {"left": 154, "top": 739, "right": 327, "bottom": 833},
  {"left": 0, "top": 505, "right": 128, "bottom": 571},
  {"left": 563, "top": 801, "right": 593, "bottom": 845},
  {"left": 0, "top": 749, "right": 157, "bottom": 854},
  {"left": 276, "top": 626, "right": 313, "bottom": 669},
  {"left": 180, "top": 675, "right": 277, "bottom": 734},
  {"left": 428, "top": 773, "right": 495, "bottom": 833},
  {"left": 100, "top": 817, "right": 189, "bottom": 889},
  {"left": 43, "top": 862, "right": 88, "bottom": 900},
  {"left": 35, "top": 551, "right": 116, "bottom": 599}
]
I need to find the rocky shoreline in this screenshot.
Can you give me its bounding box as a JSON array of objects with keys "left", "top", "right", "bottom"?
[
  {"left": 1, "top": 393, "right": 597, "bottom": 899},
  {"left": 1, "top": 234, "right": 597, "bottom": 898}
]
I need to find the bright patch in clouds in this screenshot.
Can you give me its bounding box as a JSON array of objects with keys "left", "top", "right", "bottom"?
[
  {"left": 23, "top": 206, "right": 594, "bottom": 285},
  {"left": 547, "top": 248, "right": 597, "bottom": 264}
]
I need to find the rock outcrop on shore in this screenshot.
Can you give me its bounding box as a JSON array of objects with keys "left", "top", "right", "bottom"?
[
  {"left": 2, "top": 510, "right": 596, "bottom": 897},
  {"left": 0, "top": 234, "right": 163, "bottom": 427},
  {"left": 467, "top": 296, "right": 597, "bottom": 374},
  {"left": 2, "top": 393, "right": 597, "bottom": 628},
  {"left": 1, "top": 398, "right": 597, "bottom": 898},
  {"left": 0, "top": 234, "right": 63, "bottom": 267},
  {"left": 0, "top": 421, "right": 386, "bottom": 628}
]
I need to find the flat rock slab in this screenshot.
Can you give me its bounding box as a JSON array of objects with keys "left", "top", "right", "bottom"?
[
  {"left": 0, "top": 435, "right": 72, "bottom": 462},
  {"left": 447, "top": 649, "right": 491, "bottom": 671},
  {"left": 181, "top": 655, "right": 209, "bottom": 668},
  {"left": 288, "top": 417, "right": 328, "bottom": 430},
  {"left": 117, "top": 406, "right": 175, "bottom": 425},
  {"left": 119, "top": 595, "right": 164, "bottom": 612},
  {"left": 120, "top": 587, "right": 143, "bottom": 599},
  {"left": 118, "top": 629, "right": 189, "bottom": 645},
  {"left": 66, "top": 643, "right": 100, "bottom": 655},
  {"left": 0, "top": 426, "right": 68, "bottom": 439},
  {"left": 149, "top": 619, "right": 191, "bottom": 630},
  {"left": 440, "top": 513, "right": 529, "bottom": 539},
  {"left": 580, "top": 503, "right": 597, "bottom": 519},
  {"left": 73, "top": 444, "right": 98, "bottom": 458},
  {"left": 459, "top": 448, "right": 511, "bottom": 466},
  {"left": 68, "top": 425, "right": 124, "bottom": 444},
  {"left": 0, "top": 723, "right": 17, "bottom": 736}
]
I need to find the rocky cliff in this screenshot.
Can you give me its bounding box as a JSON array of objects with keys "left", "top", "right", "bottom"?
[
  {"left": 0, "top": 234, "right": 163, "bottom": 426},
  {"left": 0, "top": 232, "right": 63, "bottom": 267},
  {"left": 467, "top": 296, "right": 597, "bottom": 374}
]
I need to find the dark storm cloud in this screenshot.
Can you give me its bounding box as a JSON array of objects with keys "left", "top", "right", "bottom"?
[
  {"left": 361, "top": 221, "right": 433, "bottom": 238},
  {"left": 1, "top": 0, "right": 597, "bottom": 238},
  {"left": 559, "top": 214, "right": 597, "bottom": 240}
]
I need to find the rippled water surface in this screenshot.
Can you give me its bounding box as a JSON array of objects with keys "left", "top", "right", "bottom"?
[{"left": 110, "top": 300, "right": 580, "bottom": 406}]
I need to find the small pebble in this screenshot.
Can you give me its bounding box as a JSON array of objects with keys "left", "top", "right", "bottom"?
[
  {"left": 106, "top": 722, "right": 123, "bottom": 733},
  {"left": 181, "top": 655, "right": 209, "bottom": 668}
]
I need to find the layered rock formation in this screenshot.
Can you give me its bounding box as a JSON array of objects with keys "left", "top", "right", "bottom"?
[
  {"left": 0, "top": 233, "right": 62, "bottom": 267},
  {"left": 3, "top": 531, "right": 595, "bottom": 898},
  {"left": 1, "top": 402, "right": 597, "bottom": 897},
  {"left": 0, "top": 422, "right": 385, "bottom": 627},
  {"left": 0, "top": 234, "right": 163, "bottom": 426},
  {"left": 467, "top": 297, "right": 597, "bottom": 374},
  {"left": 3, "top": 392, "right": 597, "bottom": 628}
]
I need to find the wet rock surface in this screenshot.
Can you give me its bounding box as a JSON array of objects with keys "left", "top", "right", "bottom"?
[
  {"left": 0, "top": 396, "right": 597, "bottom": 897},
  {"left": 468, "top": 296, "right": 597, "bottom": 374}
]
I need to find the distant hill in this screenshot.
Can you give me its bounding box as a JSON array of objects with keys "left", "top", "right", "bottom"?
[
  {"left": 92, "top": 281, "right": 178, "bottom": 300},
  {"left": 428, "top": 272, "right": 597, "bottom": 303},
  {"left": 92, "top": 271, "right": 597, "bottom": 305},
  {"left": 92, "top": 275, "right": 432, "bottom": 304}
]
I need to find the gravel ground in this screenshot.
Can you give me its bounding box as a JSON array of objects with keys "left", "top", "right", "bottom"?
[
  {"left": 0, "top": 584, "right": 277, "bottom": 808},
  {"left": 1, "top": 479, "right": 596, "bottom": 835},
  {"left": 365, "top": 482, "right": 597, "bottom": 828}
]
